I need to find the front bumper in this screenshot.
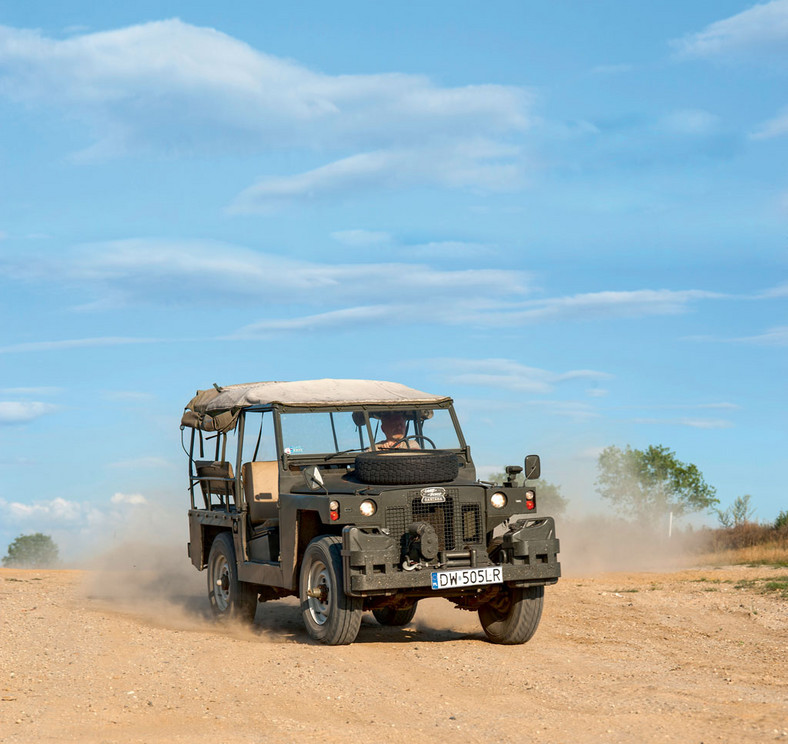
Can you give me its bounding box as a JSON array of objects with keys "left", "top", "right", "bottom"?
[{"left": 341, "top": 517, "right": 561, "bottom": 596}]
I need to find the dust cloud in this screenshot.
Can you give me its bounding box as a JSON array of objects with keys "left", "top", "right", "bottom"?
[
  {"left": 558, "top": 513, "right": 694, "bottom": 576},
  {"left": 82, "top": 539, "right": 212, "bottom": 630}
]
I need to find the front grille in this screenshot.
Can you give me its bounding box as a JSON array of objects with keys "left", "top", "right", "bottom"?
[{"left": 384, "top": 490, "right": 484, "bottom": 554}]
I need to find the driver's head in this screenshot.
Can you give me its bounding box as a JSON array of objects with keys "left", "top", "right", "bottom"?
[{"left": 379, "top": 411, "right": 407, "bottom": 439}]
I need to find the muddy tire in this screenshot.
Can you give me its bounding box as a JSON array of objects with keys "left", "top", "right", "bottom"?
[
  {"left": 373, "top": 601, "right": 419, "bottom": 627},
  {"left": 207, "top": 532, "right": 257, "bottom": 622},
  {"left": 478, "top": 585, "right": 543, "bottom": 645},
  {"left": 354, "top": 450, "right": 459, "bottom": 485},
  {"left": 300, "top": 536, "right": 362, "bottom": 645}
]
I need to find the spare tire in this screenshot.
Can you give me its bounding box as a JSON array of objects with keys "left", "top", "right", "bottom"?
[{"left": 354, "top": 450, "right": 459, "bottom": 485}]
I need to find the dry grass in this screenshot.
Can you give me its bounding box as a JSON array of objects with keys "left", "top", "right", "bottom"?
[
  {"left": 689, "top": 523, "right": 788, "bottom": 567},
  {"left": 694, "top": 542, "right": 788, "bottom": 567}
]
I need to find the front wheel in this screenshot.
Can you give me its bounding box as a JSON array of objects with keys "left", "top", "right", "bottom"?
[
  {"left": 207, "top": 532, "right": 257, "bottom": 622},
  {"left": 299, "top": 536, "right": 362, "bottom": 645},
  {"left": 478, "top": 585, "right": 544, "bottom": 645}
]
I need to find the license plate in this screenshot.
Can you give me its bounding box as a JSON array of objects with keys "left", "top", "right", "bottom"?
[{"left": 430, "top": 566, "right": 502, "bottom": 590}]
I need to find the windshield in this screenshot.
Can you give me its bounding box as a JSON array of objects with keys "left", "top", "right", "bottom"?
[
  {"left": 280, "top": 411, "right": 371, "bottom": 457},
  {"left": 279, "top": 408, "right": 461, "bottom": 457}
]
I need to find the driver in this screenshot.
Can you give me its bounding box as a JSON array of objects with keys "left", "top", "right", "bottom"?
[{"left": 375, "top": 411, "right": 421, "bottom": 450}]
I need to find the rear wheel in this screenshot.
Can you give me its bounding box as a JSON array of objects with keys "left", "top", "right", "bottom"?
[
  {"left": 478, "top": 585, "right": 543, "bottom": 645},
  {"left": 373, "top": 601, "right": 419, "bottom": 627},
  {"left": 300, "top": 536, "right": 362, "bottom": 645},
  {"left": 207, "top": 532, "right": 257, "bottom": 622}
]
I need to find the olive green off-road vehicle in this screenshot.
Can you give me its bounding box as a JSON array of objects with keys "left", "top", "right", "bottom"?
[{"left": 182, "top": 379, "right": 560, "bottom": 645}]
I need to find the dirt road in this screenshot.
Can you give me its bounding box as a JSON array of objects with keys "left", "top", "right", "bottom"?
[{"left": 1, "top": 560, "right": 786, "bottom": 743}]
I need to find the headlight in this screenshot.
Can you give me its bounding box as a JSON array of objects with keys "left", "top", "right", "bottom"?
[
  {"left": 359, "top": 499, "right": 377, "bottom": 517},
  {"left": 329, "top": 500, "right": 340, "bottom": 511},
  {"left": 490, "top": 492, "right": 507, "bottom": 509}
]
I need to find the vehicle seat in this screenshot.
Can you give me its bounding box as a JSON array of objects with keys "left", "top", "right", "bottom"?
[
  {"left": 195, "top": 460, "right": 235, "bottom": 502},
  {"left": 242, "top": 461, "right": 279, "bottom": 524}
]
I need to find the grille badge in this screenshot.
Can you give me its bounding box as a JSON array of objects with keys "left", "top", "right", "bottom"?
[{"left": 420, "top": 487, "right": 446, "bottom": 503}]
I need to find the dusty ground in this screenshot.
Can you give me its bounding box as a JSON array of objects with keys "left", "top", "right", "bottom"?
[{"left": 1, "top": 559, "right": 786, "bottom": 744}]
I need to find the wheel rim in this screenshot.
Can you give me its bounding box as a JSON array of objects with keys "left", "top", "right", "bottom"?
[
  {"left": 305, "top": 558, "right": 331, "bottom": 626},
  {"left": 211, "top": 553, "right": 231, "bottom": 611}
]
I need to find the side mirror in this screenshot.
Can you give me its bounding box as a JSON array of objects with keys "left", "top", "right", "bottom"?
[
  {"left": 524, "top": 454, "right": 540, "bottom": 480},
  {"left": 303, "top": 465, "right": 325, "bottom": 491}
]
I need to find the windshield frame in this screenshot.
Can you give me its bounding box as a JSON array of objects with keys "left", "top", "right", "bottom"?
[{"left": 272, "top": 401, "right": 466, "bottom": 467}]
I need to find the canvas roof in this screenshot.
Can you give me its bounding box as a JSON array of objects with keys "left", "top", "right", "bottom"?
[{"left": 181, "top": 379, "right": 450, "bottom": 432}]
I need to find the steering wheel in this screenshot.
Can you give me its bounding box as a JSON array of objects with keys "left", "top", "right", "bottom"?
[{"left": 388, "top": 434, "right": 436, "bottom": 450}]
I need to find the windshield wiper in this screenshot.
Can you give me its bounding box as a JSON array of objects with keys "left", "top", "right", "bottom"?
[{"left": 324, "top": 447, "right": 367, "bottom": 461}]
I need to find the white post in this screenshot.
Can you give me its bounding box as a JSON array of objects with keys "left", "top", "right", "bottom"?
[{"left": 668, "top": 511, "right": 673, "bottom": 539}]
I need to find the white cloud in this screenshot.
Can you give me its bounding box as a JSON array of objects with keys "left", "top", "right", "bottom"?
[
  {"left": 732, "top": 325, "right": 788, "bottom": 345},
  {"left": 230, "top": 140, "right": 524, "bottom": 212},
  {"left": 3, "top": 496, "right": 85, "bottom": 521},
  {"left": 111, "top": 492, "right": 148, "bottom": 505},
  {"left": 0, "top": 387, "right": 61, "bottom": 395},
  {"left": 751, "top": 107, "right": 788, "bottom": 139},
  {"left": 233, "top": 287, "right": 725, "bottom": 336},
  {"left": 0, "top": 401, "right": 58, "bottom": 424},
  {"left": 4, "top": 238, "right": 530, "bottom": 311},
  {"left": 0, "top": 20, "right": 532, "bottom": 201},
  {"left": 632, "top": 417, "right": 733, "bottom": 429},
  {"left": 673, "top": 0, "right": 788, "bottom": 60},
  {"left": 0, "top": 337, "right": 162, "bottom": 354},
  {"left": 429, "top": 358, "right": 611, "bottom": 395}
]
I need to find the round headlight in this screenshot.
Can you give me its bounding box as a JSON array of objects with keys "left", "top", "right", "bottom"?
[
  {"left": 329, "top": 500, "right": 340, "bottom": 511},
  {"left": 490, "top": 492, "right": 507, "bottom": 509},
  {"left": 359, "top": 499, "right": 377, "bottom": 517}
]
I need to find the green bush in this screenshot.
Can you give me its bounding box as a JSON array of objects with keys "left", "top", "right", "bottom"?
[{"left": 2, "top": 533, "right": 60, "bottom": 568}]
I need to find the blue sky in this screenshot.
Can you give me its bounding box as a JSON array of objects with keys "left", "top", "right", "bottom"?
[{"left": 1, "top": 1, "right": 786, "bottom": 560}]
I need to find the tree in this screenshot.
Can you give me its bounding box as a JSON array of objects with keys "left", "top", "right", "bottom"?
[
  {"left": 715, "top": 494, "right": 755, "bottom": 528},
  {"left": 595, "top": 444, "right": 718, "bottom": 522},
  {"left": 488, "top": 472, "right": 568, "bottom": 517},
  {"left": 2, "top": 533, "right": 59, "bottom": 568}
]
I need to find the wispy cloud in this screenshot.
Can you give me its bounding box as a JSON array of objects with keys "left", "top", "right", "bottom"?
[
  {"left": 751, "top": 107, "right": 788, "bottom": 139},
  {"left": 0, "top": 337, "right": 163, "bottom": 354},
  {"left": 672, "top": 0, "right": 788, "bottom": 61},
  {"left": 3, "top": 238, "right": 530, "bottom": 310},
  {"left": 230, "top": 140, "right": 525, "bottom": 211},
  {"left": 732, "top": 325, "right": 788, "bottom": 346},
  {"left": 0, "top": 387, "right": 62, "bottom": 395},
  {"left": 0, "top": 401, "right": 58, "bottom": 424},
  {"left": 0, "top": 20, "right": 533, "bottom": 202},
  {"left": 632, "top": 417, "right": 733, "bottom": 430},
  {"left": 685, "top": 325, "right": 788, "bottom": 347},
  {"left": 428, "top": 358, "right": 612, "bottom": 395},
  {"left": 233, "top": 287, "right": 726, "bottom": 336}
]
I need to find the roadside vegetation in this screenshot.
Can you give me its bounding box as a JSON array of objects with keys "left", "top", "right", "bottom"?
[
  {"left": 688, "top": 515, "right": 788, "bottom": 567},
  {"left": 2, "top": 533, "right": 60, "bottom": 568}
]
